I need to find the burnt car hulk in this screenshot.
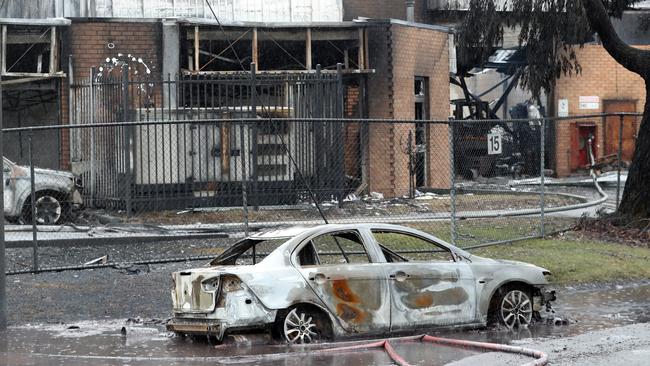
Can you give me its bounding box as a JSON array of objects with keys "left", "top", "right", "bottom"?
[
  {"left": 3, "top": 157, "right": 83, "bottom": 225},
  {"left": 168, "top": 224, "right": 556, "bottom": 343}
]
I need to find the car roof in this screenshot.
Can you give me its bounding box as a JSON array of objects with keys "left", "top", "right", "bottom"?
[
  {"left": 239, "top": 223, "right": 468, "bottom": 267},
  {"left": 251, "top": 223, "right": 450, "bottom": 242}
]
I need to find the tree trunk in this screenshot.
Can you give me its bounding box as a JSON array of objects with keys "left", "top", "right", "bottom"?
[
  {"left": 618, "top": 82, "right": 650, "bottom": 218},
  {"left": 581, "top": 0, "right": 650, "bottom": 219}
]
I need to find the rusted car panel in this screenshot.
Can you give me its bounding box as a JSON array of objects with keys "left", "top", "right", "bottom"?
[
  {"left": 3, "top": 157, "right": 82, "bottom": 223},
  {"left": 385, "top": 262, "right": 478, "bottom": 329},
  {"left": 296, "top": 264, "right": 392, "bottom": 334},
  {"left": 168, "top": 223, "right": 555, "bottom": 342}
]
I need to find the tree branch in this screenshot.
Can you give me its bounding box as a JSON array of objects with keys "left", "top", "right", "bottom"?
[{"left": 581, "top": 0, "right": 650, "bottom": 75}]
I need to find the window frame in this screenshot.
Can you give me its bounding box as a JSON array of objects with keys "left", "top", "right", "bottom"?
[
  {"left": 371, "top": 229, "right": 456, "bottom": 263},
  {"left": 293, "top": 229, "right": 373, "bottom": 267}
]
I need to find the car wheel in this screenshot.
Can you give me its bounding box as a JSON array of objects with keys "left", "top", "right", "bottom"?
[
  {"left": 280, "top": 307, "right": 331, "bottom": 344},
  {"left": 22, "top": 192, "right": 65, "bottom": 225},
  {"left": 498, "top": 288, "right": 533, "bottom": 329}
]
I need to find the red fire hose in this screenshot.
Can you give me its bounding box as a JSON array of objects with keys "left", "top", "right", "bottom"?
[{"left": 315, "top": 334, "right": 548, "bottom": 366}]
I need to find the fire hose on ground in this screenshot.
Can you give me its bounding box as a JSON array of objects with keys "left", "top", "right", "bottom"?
[{"left": 222, "top": 334, "right": 548, "bottom": 366}]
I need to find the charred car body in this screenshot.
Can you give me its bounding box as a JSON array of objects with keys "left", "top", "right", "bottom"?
[
  {"left": 3, "top": 157, "right": 83, "bottom": 225},
  {"left": 168, "top": 224, "right": 555, "bottom": 343}
]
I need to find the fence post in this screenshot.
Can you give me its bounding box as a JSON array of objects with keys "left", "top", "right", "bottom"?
[
  {"left": 315, "top": 64, "right": 323, "bottom": 199},
  {"left": 28, "top": 132, "right": 39, "bottom": 272},
  {"left": 250, "top": 63, "right": 259, "bottom": 211},
  {"left": 0, "top": 74, "right": 7, "bottom": 330},
  {"left": 240, "top": 123, "right": 250, "bottom": 237},
  {"left": 122, "top": 65, "right": 132, "bottom": 216},
  {"left": 616, "top": 114, "right": 624, "bottom": 210},
  {"left": 449, "top": 121, "right": 457, "bottom": 246},
  {"left": 539, "top": 118, "right": 546, "bottom": 238},
  {"left": 89, "top": 67, "right": 96, "bottom": 207},
  {"left": 336, "top": 63, "right": 345, "bottom": 206}
]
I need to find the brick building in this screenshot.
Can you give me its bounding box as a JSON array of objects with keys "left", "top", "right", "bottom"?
[
  {"left": 553, "top": 44, "right": 648, "bottom": 177},
  {"left": 2, "top": 1, "right": 453, "bottom": 206},
  {"left": 365, "top": 21, "right": 451, "bottom": 195},
  {"left": 343, "top": 1, "right": 650, "bottom": 178}
]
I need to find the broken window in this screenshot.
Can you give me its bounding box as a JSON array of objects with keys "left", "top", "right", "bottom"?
[
  {"left": 311, "top": 28, "right": 361, "bottom": 70},
  {"left": 182, "top": 25, "right": 365, "bottom": 73},
  {"left": 2, "top": 24, "right": 62, "bottom": 77},
  {"left": 372, "top": 231, "right": 454, "bottom": 262},
  {"left": 301, "top": 231, "right": 370, "bottom": 266},
  {"left": 257, "top": 28, "right": 306, "bottom": 70}
]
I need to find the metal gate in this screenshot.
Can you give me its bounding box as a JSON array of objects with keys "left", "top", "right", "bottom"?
[{"left": 69, "top": 66, "right": 345, "bottom": 212}]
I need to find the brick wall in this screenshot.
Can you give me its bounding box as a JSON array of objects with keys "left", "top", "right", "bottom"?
[
  {"left": 366, "top": 25, "right": 396, "bottom": 195},
  {"left": 59, "top": 20, "right": 162, "bottom": 169},
  {"left": 366, "top": 23, "right": 450, "bottom": 196},
  {"left": 65, "top": 21, "right": 162, "bottom": 82},
  {"left": 344, "top": 86, "right": 361, "bottom": 178},
  {"left": 553, "top": 44, "right": 648, "bottom": 177},
  {"left": 391, "top": 24, "right": 450, "bottom": 190}
]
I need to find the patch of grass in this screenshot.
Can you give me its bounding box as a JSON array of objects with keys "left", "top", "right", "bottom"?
[
  {"left": 404, "top": 217, "right": 577, "bottom": 245},
  {"left": 471, "top": 238, "right": 650, "bottom": 284}
]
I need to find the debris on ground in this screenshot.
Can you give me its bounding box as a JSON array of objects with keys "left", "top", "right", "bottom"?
[
  {"left": 84, "top": 255, "right": 109, "bottom": 266},
  {"left": 573, "top": 215, "right": 650, "bottom": 247},
  {"left": 112, "top": 264, "right": 151, "bottom": 275}
]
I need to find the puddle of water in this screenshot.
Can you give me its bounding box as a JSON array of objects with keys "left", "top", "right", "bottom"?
[{"left": 0, "top": 283, "right": 648, "bottom": 366}]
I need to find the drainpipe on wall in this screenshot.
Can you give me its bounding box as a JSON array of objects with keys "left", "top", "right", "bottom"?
[{"left": 406, "top": 0, "right": 416, "bottom": 22}]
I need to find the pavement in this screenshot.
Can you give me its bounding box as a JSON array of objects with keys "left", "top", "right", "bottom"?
[{"left": 448, "top": 323, "right": 650, "bottom": 366}]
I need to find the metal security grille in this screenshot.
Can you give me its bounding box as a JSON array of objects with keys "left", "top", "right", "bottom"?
[{"left": 69, "top": 67, "right": 345, "bottom": 212}]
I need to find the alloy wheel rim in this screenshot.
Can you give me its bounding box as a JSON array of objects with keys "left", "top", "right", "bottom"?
[
  {"left": 283, "top": 308, "right": 318, "bottom": 344},
  {"left": 34, "top": 195, "right": 61, "bottom": 225},
  {"left": 500, "top": 290, "right": 533, "bottom": 329}
]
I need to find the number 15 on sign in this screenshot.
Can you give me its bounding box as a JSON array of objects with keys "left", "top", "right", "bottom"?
[{"left": 488, "top": 132, "right": 502, "bottom": 155}]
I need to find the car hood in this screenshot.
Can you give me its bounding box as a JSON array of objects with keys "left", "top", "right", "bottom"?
[
  {"left": 10, "top": 164, "right": 76, "bottom": 180},
  {"left": 32, "top": 167, "right": 75, "bottom": 180},
  {"left": 470, "top": 256, "right": 549, "bottom": 271}
]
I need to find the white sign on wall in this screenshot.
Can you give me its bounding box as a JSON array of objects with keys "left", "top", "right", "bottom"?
[
  {"left": 579, "top": 96, "right": 600, "bottom": 110},
  {"left": 488, "top": 132, "right": 502, "bottom": 155},
  {"left": 558, "top": 99, "right": 569, "bottom": 117}
]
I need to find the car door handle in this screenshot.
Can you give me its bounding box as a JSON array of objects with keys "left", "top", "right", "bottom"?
[
  {"left": 309, "top": 273, "right": 328, "bottom": 284},
  {"left": 389, "top": 271, "right": 409, "bottom": 282}
]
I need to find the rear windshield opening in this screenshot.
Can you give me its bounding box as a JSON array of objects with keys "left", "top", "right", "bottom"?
[{"left": 210, "top": 238, "right": 288, "bottom": 266}]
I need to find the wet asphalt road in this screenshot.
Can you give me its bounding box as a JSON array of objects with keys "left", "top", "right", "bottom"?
[{"left": 2, "top": 262, "right": 649, "bottom": 366}]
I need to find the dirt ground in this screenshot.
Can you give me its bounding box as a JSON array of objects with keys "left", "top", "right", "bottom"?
[{"left": 108, "top": 192, "right": 581, "bottom": 225}]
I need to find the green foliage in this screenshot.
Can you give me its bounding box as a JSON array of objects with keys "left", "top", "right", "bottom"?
[{"left": 457, "top": 0, "right": 643, "bottom": 100}]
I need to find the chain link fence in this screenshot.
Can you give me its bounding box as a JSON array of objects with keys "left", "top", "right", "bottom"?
[{"left": 1, "top": 70, "right": 641, "bottom": 274}]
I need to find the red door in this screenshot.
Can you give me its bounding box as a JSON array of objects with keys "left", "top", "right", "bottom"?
[{"left": 571, "top": 124, "right": 597, "bottom": 170}]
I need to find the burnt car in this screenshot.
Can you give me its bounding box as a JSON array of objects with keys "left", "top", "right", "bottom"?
[
  {"left": 168, "top": 224, "right": 555, "bottom": 343},
  {"left": 3, "top": 157, "right": 83, "bottom": 225}
]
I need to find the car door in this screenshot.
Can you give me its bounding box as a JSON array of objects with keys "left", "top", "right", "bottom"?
[
  {"left": 371, "top": 230, "right": 478, "bottom": 330},
  {"left": 293, "top": 230, "right": 391, "bottom": 335}
]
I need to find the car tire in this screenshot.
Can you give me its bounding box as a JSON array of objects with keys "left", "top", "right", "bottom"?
[
  {"left": 275, "top": 305, "right": 332, "bottom": 344},
  {"left": 21, "top": 191, "right": 66, "bottom": 225},
  {"left": 496, "top": 287, "right": 534, "bottom": 329}
]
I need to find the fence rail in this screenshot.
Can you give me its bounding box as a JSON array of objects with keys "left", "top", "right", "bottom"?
[{"left": 1, "top": 61, "right": 641, "bottom": 275}]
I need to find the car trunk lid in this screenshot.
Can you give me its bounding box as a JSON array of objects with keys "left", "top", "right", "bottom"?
[{"left": 171, "top": 270, "right": 219, "bottom": 314}]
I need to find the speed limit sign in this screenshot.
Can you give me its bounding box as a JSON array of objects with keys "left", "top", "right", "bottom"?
[{"left": 488, "top": 132, "right": 502, "bottom": 155}]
